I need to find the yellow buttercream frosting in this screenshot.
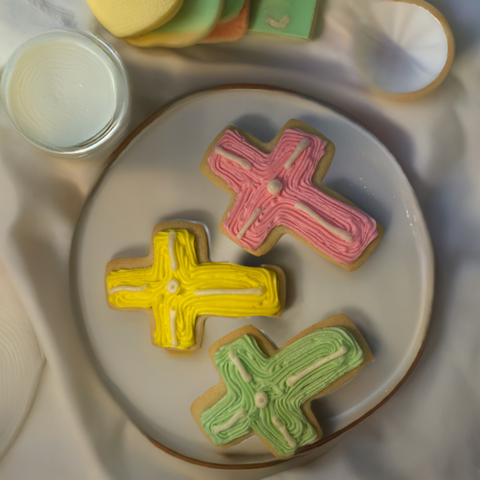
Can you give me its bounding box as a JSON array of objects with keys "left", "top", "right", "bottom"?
[{"left": 106, "top": 229, "right": 281, "bottom": 350}]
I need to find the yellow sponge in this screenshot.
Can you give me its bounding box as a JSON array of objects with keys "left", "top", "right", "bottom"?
[{"left": 86, "top": 0, "right": 184, "bottom": 38}]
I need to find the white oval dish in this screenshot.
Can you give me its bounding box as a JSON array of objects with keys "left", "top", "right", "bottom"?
[
  {"left": 352, "top": 0, "right": 454, "bottom": 100},
  {"left": 0, "top": 259, "right": 44, "bottom": 460},
  {"left": 70, "top": 86, "right": 434, "bottom": 468}
]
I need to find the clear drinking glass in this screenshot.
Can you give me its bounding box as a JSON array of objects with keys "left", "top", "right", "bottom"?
[{"left": 0, "top": 30, "right": 130, "bottom": 159}]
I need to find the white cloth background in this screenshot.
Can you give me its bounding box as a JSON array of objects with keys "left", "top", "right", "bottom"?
[{"left": 0, "top": 0, "right": 479, "bottom": 478}]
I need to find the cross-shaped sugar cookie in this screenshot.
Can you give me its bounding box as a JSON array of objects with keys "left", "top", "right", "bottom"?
[
  {"left": 200, "top": 119, "right": 383, "bottom": 271},
  {"left": 191, "top": 314, "right": 373, "bottom": 458},
  {"left": 105, "top": 222, "right": 285, "bottom": 352}
]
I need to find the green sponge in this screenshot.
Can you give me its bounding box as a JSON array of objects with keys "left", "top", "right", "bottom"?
[
  {"left": 249, "top": 0, "right": 319, "bottom": 40},
  {"left": 127, "top": 0, "right": 223, "bottom": 48},
  {"left": 220, "top": 0, "right": 245, "bottom": 23}
]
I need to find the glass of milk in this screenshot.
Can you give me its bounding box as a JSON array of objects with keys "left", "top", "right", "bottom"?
[{"left": 0, "top": 30, "right": 130, "bottom": 159}]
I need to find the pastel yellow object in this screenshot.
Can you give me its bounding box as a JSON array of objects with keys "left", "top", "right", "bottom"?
[
  {"left": 86, "top": 0, "right": 184, "bottom": 38},
  {"left": 127, "top": 0, "right": 224, "bottom": 48},
  {"left": 106, "top": 229, "right": 281, "bottom": 350}
]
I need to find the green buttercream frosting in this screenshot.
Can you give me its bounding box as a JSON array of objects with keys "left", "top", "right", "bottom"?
[{"left": 200, "top": 327, "right": 364, "bottom": 457}]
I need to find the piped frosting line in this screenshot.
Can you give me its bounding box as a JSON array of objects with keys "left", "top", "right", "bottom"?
[
  {"left": 286, "top": 345, "right": 348, "bottom": 387},
  {"left": 212, "top": 408, "right": 247, "bottom": 434},
  {"left": 237, "top": 208, "right": 262, "bottom": 240},
  {"left": 168, "top": 231, "right": 177, "bottom": 271},
  {"left": 109, "top": 285, "right": 148, "bottom": 294},
  {"left": 169, "top": 309, "right": 178, "bottom": 347},
  {"left": 284, "top": 137, "right": 310, "bottom": 169},
  {"left": 272, "top": 416, "right": 297, "bottom": 448},
  {"left": 294, "top": 202, "right": 353, "bottom": 243},
  {"left": 215, "top": 146, "right": 252, "bottom": 171},
  {"left": 194, "top": 286, "right": 263, "bottom": 296},
  {"left": 229, "top": 350, "right": 252, "bottom": 382}
]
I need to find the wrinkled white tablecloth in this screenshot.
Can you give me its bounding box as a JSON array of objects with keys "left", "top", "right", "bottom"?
[{"left": 0, "top": 0, "right": 479, "bottom": 478}]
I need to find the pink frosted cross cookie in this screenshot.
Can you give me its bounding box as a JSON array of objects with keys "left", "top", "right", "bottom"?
[{"left": 200, "top": 119, "right": 383, "bottom": 271}]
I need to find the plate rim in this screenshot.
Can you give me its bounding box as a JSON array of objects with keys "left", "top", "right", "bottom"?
[{"left": 71, "top": 84, "right": 435, "bottom": 470}]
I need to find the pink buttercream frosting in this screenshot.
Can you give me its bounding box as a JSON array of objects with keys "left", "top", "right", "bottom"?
[{"left": 207, "top": 128, "right": 379, "bottom": 265}]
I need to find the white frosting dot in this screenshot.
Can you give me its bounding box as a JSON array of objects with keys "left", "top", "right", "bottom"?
[
  {"left": 167, "top": 279, "right": 180, "bottom": 294},
  {"left": 255, "top": 391, "right": 268, "bottom": 408},
  {"left": 267, "top": 179, "right": 283, "bottom": 196}
]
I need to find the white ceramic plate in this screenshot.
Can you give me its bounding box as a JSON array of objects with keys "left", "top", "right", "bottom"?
[{"left": 71, "top": 87, "right": 433, "bottom": 467}]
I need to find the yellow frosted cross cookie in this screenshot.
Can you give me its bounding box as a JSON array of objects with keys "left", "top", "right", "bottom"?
[
  {"left": 127, "top": 0, "right": 224, "bottom": 48},
  {"left": 105, "top": 222, "right": 285, "bottom": 352},
  {"left": 86, "top": 0, "right": 184, "bottom": 38}
]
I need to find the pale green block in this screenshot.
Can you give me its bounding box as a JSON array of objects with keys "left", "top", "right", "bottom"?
[
  {"left": 128, "top": 0, "right": 223, "bottom": 47},
  {"left": 220, "top": 0, "right": 245, "bottom": 23},
  {"left": 147, "top": 0, "right": 222, "bottom": 35},
  {"left": 249, "top": 0, "right": 319, "bottom": 39}
]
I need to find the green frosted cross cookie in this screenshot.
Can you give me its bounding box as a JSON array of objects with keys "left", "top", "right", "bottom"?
[{"left": 191, "top": 316, "right": 373, "bottom": 458}]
